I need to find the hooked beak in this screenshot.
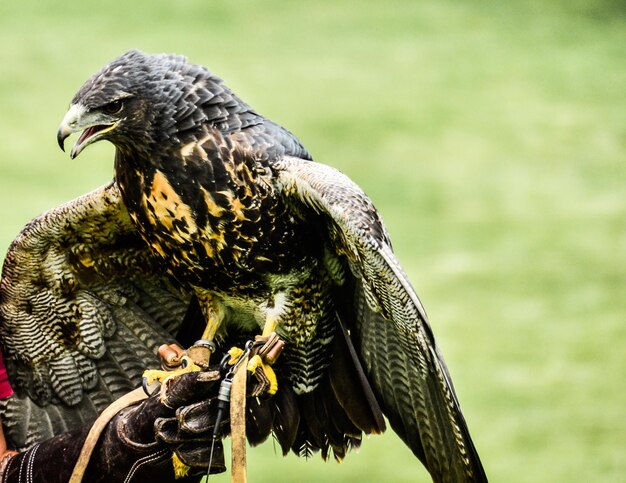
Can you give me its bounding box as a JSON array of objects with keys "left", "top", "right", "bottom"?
[{"left": 57, "top": 104, "right": 116, "bottom": 159}]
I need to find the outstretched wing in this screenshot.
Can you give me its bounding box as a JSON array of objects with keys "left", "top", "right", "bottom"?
[
  {"left": 273, "top": 156, "right": 487, "bottom": 482},
  {"left": 0, "top": 182, "right": 190, "bottom": 450}
]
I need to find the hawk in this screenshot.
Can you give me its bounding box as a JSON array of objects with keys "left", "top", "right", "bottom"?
[{"left": 1, "top": 50, "right": 486, "bottom": 482}]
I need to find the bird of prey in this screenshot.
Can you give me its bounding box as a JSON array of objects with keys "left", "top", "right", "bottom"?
[{"left": 1, "top": 50, "right": 486, "bottom": 481}]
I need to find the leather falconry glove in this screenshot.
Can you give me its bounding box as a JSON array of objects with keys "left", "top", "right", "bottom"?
[{"left": 0, "top": 371, "right": 227, "bottom": 483}]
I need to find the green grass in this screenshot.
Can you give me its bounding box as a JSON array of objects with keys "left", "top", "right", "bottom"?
[{"left": 0, "top": 1, "right": 624, "bottom": 481}]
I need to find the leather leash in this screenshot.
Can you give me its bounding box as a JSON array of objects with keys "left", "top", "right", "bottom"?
[
  {"left": 69, "top": 387, "right": 149, "bottom": 483},
  {"left": 230, "top": 351, "right": 248, "bottom": 483}
]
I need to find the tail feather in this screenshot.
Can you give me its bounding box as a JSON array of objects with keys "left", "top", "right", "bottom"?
[
  {"left": 329, "top": 311, "right": 386, "bottom": 435},
  {"left": 271, "top": 385, "right": 300, "bottom": 455},
  {"left": 245, "top": 396, "right": 274, "bottom": 447}
]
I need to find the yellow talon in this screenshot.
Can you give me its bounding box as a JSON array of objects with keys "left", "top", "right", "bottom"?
[
  {"left": 228, "top": 346, "right": 244, "bottom": 365},
  {"left": 172, "top": 451, "right": 190, "bottom": 478},
  {"left": 247, "top": 354, "right": 278, "bottom": 395},
  {"left": 143, "top": 356, "right": 203, "bottom": 385}
]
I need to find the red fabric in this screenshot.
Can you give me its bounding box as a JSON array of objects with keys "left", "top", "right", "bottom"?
[{"left": 0, "top": 352, "right": 13, "bottom": 399}]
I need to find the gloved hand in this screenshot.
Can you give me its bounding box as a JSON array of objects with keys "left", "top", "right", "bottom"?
[
  {"left": 0, "top": 370, "right": 228, "bottom": 483},
  {"left": 150, "top": 335, "right": 285, "bottom": 467},
  {"left": 153, "top": 356, "right": 279, "bottom": 467},
  {"left": 155, "top": 370, "right": 230, "bottom": 472}
]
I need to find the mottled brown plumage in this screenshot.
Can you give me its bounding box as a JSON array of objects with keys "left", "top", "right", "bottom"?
[
  {"left": 58, "top": 50, "right": 343, "bottom": 399},
  {"left": 0, "top": 183, "right": 190, "bottom": 449},
  {"left": 0, "top": 50, "right": 487, "bottom": 481}
]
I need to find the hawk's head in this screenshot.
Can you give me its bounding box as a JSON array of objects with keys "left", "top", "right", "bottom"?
[{"left": 57, "top": 50, "right": 251, "bottom": 159}]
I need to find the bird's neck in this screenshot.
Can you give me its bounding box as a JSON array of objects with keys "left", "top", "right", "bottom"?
[{"left": 113, "top": 149, "right": 158, "bottom": 211}]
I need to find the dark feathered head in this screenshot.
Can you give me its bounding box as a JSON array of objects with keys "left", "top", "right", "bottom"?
[{"left": 57, "top": 49, "right": 256, "bottom": 158}]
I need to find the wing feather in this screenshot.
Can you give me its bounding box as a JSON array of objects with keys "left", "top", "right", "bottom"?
[
  {"left": 273, "top": 156, "right": 487, "bottom": 482},
  {"left": 0, "top": 182, "right": 190, "bottom": 449}
]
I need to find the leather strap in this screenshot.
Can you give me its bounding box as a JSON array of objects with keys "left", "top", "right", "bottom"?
[
  {"left": 230, "top": 353, "right": 248, "bottom": 483},
  {"left": 69, "top": 387, "right": 149, "bottom": 483}
]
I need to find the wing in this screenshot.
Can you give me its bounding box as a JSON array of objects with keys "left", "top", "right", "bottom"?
[
  {"left": 272, "top": 156, "right": 487, "bottom": 482},
  {"left": 0, "top": 182, "right": 190, "bottom": 450}
]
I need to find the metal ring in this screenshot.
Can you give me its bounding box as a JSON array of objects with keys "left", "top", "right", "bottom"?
[{"left": 193, "top": 339, "right": 217, "bottom": 352}]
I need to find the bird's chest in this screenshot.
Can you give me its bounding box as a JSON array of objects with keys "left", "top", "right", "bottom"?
[{"left": 116, "top": 163, "right": 304, "bottom": 293}]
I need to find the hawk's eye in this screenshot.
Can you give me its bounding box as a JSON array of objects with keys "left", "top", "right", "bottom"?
[{"left": 102, "top": 100, "right": 124, "bottom": 115}]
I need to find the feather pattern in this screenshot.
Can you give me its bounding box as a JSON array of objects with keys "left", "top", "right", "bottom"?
[
  {"left": 273, "top": 156, "right": 487, "bottom": 482},
  {"left": 0, "top": 182, "right": 190, "bottom": 449},
  {"left": 0, "top": 180, "right": 377, "bottom": 463}
]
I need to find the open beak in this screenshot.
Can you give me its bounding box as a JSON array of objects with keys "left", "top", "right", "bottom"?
[{"left": 57, "top": 104, "right": 116, "bottom": 159}]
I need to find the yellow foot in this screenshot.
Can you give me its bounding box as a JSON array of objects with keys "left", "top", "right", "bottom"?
[
  {"left": 143, "top": 356, "right": 203, "bottom": 386},
  {"left": 247, "top": 354, "right": 278, "bottom": 395}
]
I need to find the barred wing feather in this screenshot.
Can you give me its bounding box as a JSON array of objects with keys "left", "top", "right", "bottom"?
[
  {"left": 273, "top": 156, "right": 487, "bottom": 482},
  {"left": 0, "top": 182, "right": 189, "bottom": 449}
]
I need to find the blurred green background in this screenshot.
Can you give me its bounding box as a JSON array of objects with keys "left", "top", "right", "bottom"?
[{"left": 0, "top": 0, "right": 624, "bottom": 481}]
